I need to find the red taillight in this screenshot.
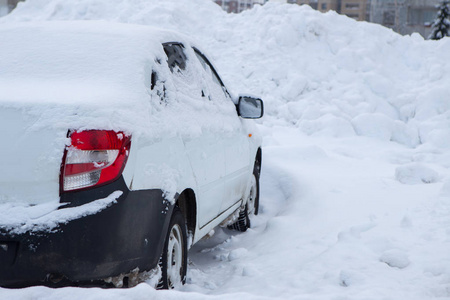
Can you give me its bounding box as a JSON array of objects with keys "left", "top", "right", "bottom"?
[{"left": 61, "top": 130, "right": 131, "bottom": 192}]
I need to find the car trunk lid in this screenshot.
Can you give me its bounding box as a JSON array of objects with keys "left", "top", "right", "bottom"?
[{"left": 0, "top": 106, "right": 67, "bottom": 205}]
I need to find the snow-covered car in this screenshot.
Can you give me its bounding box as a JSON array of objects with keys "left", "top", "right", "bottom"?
[{"left": 0, "top": 21, "right": 263, "bottom": 288}]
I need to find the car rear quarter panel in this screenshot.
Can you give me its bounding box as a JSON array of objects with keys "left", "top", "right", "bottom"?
[{"left": 124, "top": 135, "right": 197, "bottom": 203}]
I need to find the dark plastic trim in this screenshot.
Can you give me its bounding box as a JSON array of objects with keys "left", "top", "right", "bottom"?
[{"left": 0, "top": 177, "right": 173, "bottom": 288}]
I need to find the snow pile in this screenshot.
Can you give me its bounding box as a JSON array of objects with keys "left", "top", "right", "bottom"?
[
  {"left": 3, "top": 0, "right": 450, "bottom": 150},
  {"left": 395, "top": 163, "right": 440, "bottom": 184},
  {"left": 379, "top": 249, "right": 411, "bottom": 269}
]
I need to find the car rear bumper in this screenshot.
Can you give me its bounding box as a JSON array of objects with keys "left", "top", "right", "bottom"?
[{"left": 0, "top": 177, "right": 172, "bottom": 288}]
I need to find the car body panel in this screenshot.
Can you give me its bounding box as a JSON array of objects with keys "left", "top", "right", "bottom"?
[{"left": 183, "top": 133, "right": 225, "bottom": 228}]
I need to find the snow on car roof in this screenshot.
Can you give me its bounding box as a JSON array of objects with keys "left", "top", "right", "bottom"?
[
  {"left": 0, "top": 21, "right": 178, "bottom": 105},
  {"left": 0, "top": 21, "right": 241, "bottom": 138}
]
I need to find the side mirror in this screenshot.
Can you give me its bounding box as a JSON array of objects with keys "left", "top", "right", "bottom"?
[{"left": 237, "top": 96, "right": 264, "bottom": 119}]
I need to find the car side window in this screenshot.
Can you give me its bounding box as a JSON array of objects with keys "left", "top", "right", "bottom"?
[
  {"left": 193, "top": 49, "right": 230, "bottom": 101},
  {"left": 162, "top": 42, "right": 207, "bottom": 103},
  {"left": 163, "top": 43, "right": 187, "bottom": 73}
]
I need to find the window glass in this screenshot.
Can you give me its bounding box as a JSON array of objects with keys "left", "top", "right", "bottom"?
[
  {"left": 163, "top": 43, "right": 187, "bottom": 72},
  {"left": 162, "top": 43, "right": 204, "bottom": 103},
  {"left": 383, "top": 11, "right": 395, "bottom": 25},
  {"left": 423, "top": 10, "right": 436, "bottom": 24},
  {"left": 408, "top": 8, "right": 437, "bottom": 25},
  {"left": 345, "top": 3, "right": 359, "bottom": 9},
  {"left": 193, "top": 49, "right": 229, "bottom": 101}
]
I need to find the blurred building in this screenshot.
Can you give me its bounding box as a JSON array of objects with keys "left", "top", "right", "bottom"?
[
  {"left": 214, "top": 0, "right": 266, "bottom": 13},
  {"left": 0, "top": 0, "right": 23, "bottom": 17},
  {"left": 291, "top": 0, "right": 318, "bottom": 9},
  {"left": 287, "top": 0, "right": 312, "bottom": 9},
  {"left": 339, "top": 0, "right": 369, "bottom": 21},
  {"left": 281, "top": 0, "right": 440, "bottom": 37},
  {"left": 317, "top": 0, "right": 340, "bottom": 13},
  {"left": 287, "top": 0, "right": 368, "bottom": 20},
  {"left": 370, "top": 0, "right": 439, "bottom": 37}
]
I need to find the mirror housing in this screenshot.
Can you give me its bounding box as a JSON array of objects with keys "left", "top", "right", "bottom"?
[{"left": 237, "top": 96, "right": 264, "bottom": 119}]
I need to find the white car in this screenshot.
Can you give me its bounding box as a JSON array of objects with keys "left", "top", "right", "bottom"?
[{"left": 0, "top": 21, "right": 263, "bottom": 289}]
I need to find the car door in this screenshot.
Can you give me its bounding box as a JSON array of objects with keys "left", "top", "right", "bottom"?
[
  {"left": 163, "top": 43, "right": 225, "bottom": 228},
  {"left": 192, "top": 49, "right": 251, "bottom": 214}
]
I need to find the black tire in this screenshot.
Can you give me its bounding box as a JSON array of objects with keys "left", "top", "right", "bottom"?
[
  {"left": 229, "top": 162, "right": 260, "bottom": 232},
  {"left": 253, "top": 168, "right": 259, "bottom": 216},
  {"left": 229, "top": 203, "right": 251, "bottom": 232},
  {"left": 253, "top": 164, "right": 260, "bottom": 216},
  {"left": 158, "top": 206, "right": 187, "bottom": 289}
]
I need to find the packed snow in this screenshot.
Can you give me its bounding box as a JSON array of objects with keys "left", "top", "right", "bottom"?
[
  {"left": 0, "top": 191, "right": 122, "bottom": 235},
  {"left": 1, "top": 0, "right": 450, "bottom": 299}
]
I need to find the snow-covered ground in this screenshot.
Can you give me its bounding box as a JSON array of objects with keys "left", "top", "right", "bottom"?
[{"left": 1, "top": 0, "right": 450, "bottom": 299}]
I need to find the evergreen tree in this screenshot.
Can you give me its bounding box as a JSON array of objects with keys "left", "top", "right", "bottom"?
[{"left": 429, "top": 0, "right": 450, "bottom": 40}]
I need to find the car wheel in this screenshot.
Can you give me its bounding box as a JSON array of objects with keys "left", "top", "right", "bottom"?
[
  {"left": 158, "top": 206, "right": 187, "bottom": 289},
  {"left": 229, "top": 203, "right": 251, "bottom": 232},
  {"left": 249, "top": 168, "right": 260, "bottom": 216},
  {"left": 229, "top": 165, "right": 260, "bottom": 232},
  {"left": 253, "top": 158, "right": 261, "bottom": 215}
]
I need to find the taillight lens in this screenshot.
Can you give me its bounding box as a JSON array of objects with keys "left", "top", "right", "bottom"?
[{"left": 62, "top": 130, "right": 131, "bottom": 192}]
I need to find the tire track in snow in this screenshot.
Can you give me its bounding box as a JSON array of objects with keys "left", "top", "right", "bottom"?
[{"left": 182, "top": 154, "right": 296, "bottom": 295}]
